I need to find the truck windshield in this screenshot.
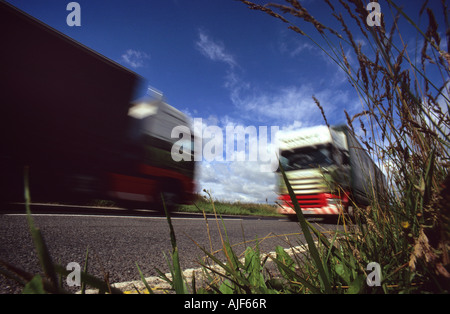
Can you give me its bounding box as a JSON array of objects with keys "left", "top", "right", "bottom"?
[{"left": 280, "top": 146, "right": 333, "bottom": 171}]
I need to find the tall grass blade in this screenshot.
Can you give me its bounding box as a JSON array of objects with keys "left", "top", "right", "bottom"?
[
  {"left": 136, "top": 262, "right": 154, "bottom": 294},
  {"left": 270, "top": 256, "right": 320, "bottom": 293},
  {"left": 22, "top": 274, "right": 46, "bottom": 294},
  {"left": 23, "top": 166, "right": 61, "bottom": 293},
  {"left": 81, "top": 247, "right": 89, "bottom": 294},
  {"left": 278, "top": 161, "right": 332, "bottom": 293},
  {"left": 161, "top": 193, "right": 187, "bottom": 294}
]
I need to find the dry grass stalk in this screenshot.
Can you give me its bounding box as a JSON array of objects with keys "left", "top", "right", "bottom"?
[{"left": 238, "top": 0, "right": 450, "bottom": 292}]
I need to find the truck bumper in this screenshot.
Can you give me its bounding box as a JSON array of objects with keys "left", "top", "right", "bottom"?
[
  {"left": 277, "top": 193, "right": 347, "bottom": 215},
  {"left": 278, "top": 204, "right": 342, "bottom": 215}
]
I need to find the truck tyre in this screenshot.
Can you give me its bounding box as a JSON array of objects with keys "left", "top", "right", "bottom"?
[{"left": 157, "top": 182, "right": 181, "bottom": 213}]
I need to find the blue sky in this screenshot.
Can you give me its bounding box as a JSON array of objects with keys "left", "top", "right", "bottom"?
[{"left": 7, "top": 0, "right": 448, "bottom": 203}]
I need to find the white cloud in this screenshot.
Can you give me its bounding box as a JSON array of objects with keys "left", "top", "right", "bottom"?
[
  {"left": 231, "top": 84, "right": 349, "bottom": 129},
  {"left": 194, "top": 31, "right": 348, "bottom": 128},
  {"left": 195, "top": 30, "right": 237, "bottom": 68},
  {"left": 188, "top": 114, "right": 280, "bottom": 203},
  {"left": 121, "top": 49, "right": 150, "bottom": 69},
  {"left": 189, "top": 82, "right": 353, "bottom": 203},
  {"left": 192, "top": 29, "right": 353, "bottom": 203},
  {"left": 198, "top": 160, "right": 278, "bottom": 203},
  {"left": 290, "top": 42, "right": 315, "bottom": 57}
]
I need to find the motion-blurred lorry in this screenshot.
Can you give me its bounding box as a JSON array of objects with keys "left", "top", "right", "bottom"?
[
  {"left": 0, "top": 1, "right": 196, "bottom": 209},
  {"left": 277, "top": 125, "right": 385, "bottom": 217}
]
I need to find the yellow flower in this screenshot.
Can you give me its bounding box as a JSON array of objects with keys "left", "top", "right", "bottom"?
[{"left": 401, "top": 221, "right": 410, "bottom": 229}]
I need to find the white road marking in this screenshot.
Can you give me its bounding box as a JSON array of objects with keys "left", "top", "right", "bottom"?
[
  {"left": 5, "top": 210, "right": 302, "bottom": 293},
  {"left": 4, "top": 213, "right": 243, "bottom": 221}
]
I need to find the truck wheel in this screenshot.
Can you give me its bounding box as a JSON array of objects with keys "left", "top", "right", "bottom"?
[{"left": 157, "top": 184, "right": 180, "bottom": 213}]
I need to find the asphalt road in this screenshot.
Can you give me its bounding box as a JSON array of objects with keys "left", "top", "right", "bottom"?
[{"left": 0, "top": 205, "right": 342, "bottom": 294}]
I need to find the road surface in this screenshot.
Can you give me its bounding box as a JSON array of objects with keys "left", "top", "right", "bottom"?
[{"left": 0, "top": 204, "right": 342, "bottom": 293}]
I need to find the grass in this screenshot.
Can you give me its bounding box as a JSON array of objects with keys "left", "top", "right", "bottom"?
[
  {"left": 0, "top": 167, "right": 124, "bottom": 294},
  {"left": 19, "top": 194, "right": 281, "bottom": 217},
  {"left": 1, "top": 0, "right": 449, "bottom": 294},
  {"left": 178, "top": 193, "right": 281, "bottom": 217},
  {"left": 233, "top": 0, "right": 450, "bottom": 293},
  {"left": 149, "top": 0, "right": 450, "bottom": 294}
]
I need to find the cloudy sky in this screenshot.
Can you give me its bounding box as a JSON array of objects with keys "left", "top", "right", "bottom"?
[{"left": 7, "top": 0, "right": 448, "bottom": 203}]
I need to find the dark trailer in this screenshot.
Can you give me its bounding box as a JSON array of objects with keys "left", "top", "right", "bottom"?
[{"left": 0, "top": 1, "right": 142, "bottom": 202}]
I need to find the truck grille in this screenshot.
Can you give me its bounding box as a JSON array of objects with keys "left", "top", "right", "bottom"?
[
  {"left": 289, "top": 177, "right": 327, "bottom": 195},
  {"left": 281, "top": 193, "right": 327, "bottom": 208}
]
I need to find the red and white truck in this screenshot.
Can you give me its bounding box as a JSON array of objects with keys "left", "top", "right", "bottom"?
[{"left": 277, "top": 125, "right": 386, "bottom": 217}]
